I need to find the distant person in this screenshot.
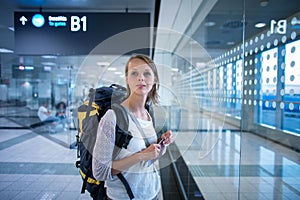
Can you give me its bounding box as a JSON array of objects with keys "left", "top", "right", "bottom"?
[
  {"left": 55, "top": 101, "right": 67, "bottom": 129},
  {"left": 38, "top": 101, "right": 59, "bottom": 123},
  {"left": 55, "top": 101, "right": 67, "bottom": 119}
]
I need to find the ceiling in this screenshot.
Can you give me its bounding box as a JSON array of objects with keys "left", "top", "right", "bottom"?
[
  {"left": 200, "top": 0, "right": 300, "bottom": 49},
  {"left": 0, "top": 0, "right": 299, "bottom": 86},
  {"left": 165, "top": 0, "right": 300, "bottom": 70}
]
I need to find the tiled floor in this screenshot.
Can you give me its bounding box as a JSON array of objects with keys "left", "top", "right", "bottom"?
[
  {"left": 0, "top": 126, "right": 91, "bottom": 199},
  {"left": 174, "top": 114, "right": 300, "bottom": 200},
  {"left": 1, "top": 106, "right": 300, "bottom": 200}
]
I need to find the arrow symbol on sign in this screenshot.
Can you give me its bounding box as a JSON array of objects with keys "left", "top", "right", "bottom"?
[{"left": 20, "top": 16, "right": 27, "bottom": 25}]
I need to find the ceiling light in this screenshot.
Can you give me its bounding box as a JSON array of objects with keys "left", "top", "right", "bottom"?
[
  {"left": 196, "top": 62, "right": 206, "bottom": 68},
  {"left": 260, "top": 0, "right": 268, "bottom": 7},
  {"left": 22, "top": 81, "right": 31, "bottom": 87},
  {"left": 41, "top": 62, "right": 56, "bottom": 66},
  {"left": 291, "top": 17, "right": 300, "bottom": 25},
  {"left": 226, "top": 41, "right": 235, "bottom": 45},
  {"left": 44, "top": 66, "right": 52, "bottom": 71},
  {"left": 204, "top": 21, "right": 216, "bottom": 27},
  {"left": 0, "top": 48, "right": 14, "bottom": 53},
  {"left": 255, "top": 22, "right": 266, "bottom": 28},
  {"left": 107, "top": 67, "right": 116, "bottom": 71},
  {"left": 42, "top": 55, "right": 57, "bottom": 59},
  {"left": 97, "top": 62, "right": 110, "bottom": 66}
]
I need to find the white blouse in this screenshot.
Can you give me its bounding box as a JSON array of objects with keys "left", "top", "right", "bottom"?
[{"left": 92, "top": 109, "right": 161, "bottom": 200}]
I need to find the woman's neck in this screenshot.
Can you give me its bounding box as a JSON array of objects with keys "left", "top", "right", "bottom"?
[
  {"left": 124, "top": 94, "right": 146, "bottom": 111},
  {"left": 122, "top": 94, "right": 149, "bottom": 120}
]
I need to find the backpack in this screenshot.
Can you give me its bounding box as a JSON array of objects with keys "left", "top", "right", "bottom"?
[{"left": 75, "top": 84, "right": 154, "bottom": 200}]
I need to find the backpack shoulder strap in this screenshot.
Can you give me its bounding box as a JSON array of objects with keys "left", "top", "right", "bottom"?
[
  {"left": 85, "top": 88, "right": 95, "bottom": 119},
  {"left": 111, "top": 104, "right": 133, "bottom": 149},
  {"left": 116, "top": 173, "right": 134, "bottom": 199},
  {"left": 111, "top": 103, "right": 129, "bottom": 133},
  {"left": 110, "top": 103, "right": 134, "bottom": 200}
]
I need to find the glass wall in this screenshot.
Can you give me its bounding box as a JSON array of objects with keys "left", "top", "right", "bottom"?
[
  {"left": 254, "top": 40, "right": 300, "bottom": 133},
  {"left": 155, "top": 0, "right": 300, "bottom": 199},
  {"left": 0, "top": 55, "right": 84, "bottom": 147},
  {"left": 0, "top": 53, "right": 131, "bottom": 147}
]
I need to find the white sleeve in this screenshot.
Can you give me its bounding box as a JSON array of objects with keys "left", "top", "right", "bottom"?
[{"left": 92, "top": 109, "right": 116, "bottom": 181}]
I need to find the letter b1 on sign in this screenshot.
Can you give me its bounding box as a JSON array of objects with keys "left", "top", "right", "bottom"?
[{"left": 71, "top": 16, "right": 87, "bottom": 32}]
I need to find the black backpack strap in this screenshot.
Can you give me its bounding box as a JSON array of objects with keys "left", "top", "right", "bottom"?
[
  {"left": 81, "top": 175, "right": 88, "bottom": 193},
  {"left": 111, "top": 104, "right": 133, "bottom": 149},
  {"left": 117, "top": 173, "right": 134, "bottom": 199},
  {"left": 111, "top": 103, "right": 128, "bottom": 131}
]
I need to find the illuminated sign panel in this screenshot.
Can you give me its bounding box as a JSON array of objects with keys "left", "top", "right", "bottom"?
[
  {"left": 14, "top": 12, "right": 150, "bottom": 55},
  {"left": 12, "top": 65, "right": 46, "bottom": 79}
]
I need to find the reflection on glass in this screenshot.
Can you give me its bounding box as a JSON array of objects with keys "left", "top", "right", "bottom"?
[
  {"left": 258, "top": 47, "right": 278, "bottom": 127},
  {"left": 283, "top": 40, "right": 300, "bottom": 133}
]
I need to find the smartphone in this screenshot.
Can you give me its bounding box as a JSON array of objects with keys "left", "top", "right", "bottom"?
[
  {"left": 148, "top": 138, "right": 165, "bottom": 166},
  {"left": 158, "top": 138, "right": 165, "bottom": 145}
]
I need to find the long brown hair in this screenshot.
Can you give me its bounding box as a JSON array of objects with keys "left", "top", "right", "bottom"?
[{"left": 124, "top": 54, "right": 160, "bottom": 105}]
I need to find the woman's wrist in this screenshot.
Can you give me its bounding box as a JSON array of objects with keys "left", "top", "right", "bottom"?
[{"left": 136, "top": 151, "right": 147, "bottom": 162}]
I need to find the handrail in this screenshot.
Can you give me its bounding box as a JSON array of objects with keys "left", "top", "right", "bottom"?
[{"left": 167, "top": 147, "right": 189, "bottom": 200}]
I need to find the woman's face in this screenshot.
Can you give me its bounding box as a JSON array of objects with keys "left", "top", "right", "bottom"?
[{"left": 126, "top": 58, "right": 155, "bottom": 97}]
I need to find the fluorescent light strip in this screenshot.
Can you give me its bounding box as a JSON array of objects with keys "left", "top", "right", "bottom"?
[
  {"left": 0, "top": 48, "right": 14, "bottom": 53},
  {"left": 255, "top": 22, "right": 266, "bottom": 28}
]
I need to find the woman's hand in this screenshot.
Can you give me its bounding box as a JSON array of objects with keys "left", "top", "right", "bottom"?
[
  {"left": 112, "top": 144, "right": 161, "bottom": 174},
  {"left": 160, "top": 130, "right": 174, "bottom": 146},
  {"left": 139, "top": 144, "right": 161, "bottom": 161}
]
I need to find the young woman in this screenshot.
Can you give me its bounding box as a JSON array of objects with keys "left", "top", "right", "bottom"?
[{"left": 92, "top": 54, "right": 174, "bottom": 200}]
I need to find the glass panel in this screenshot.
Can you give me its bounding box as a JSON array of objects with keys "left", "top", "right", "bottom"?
[
  {"left": 241, "top": 1, "right": 300, "bottom": 200},
  {"left": 159, "top": 0, "right": 299, "bottom": 199},
  {"left": 1, "top": 54, "right": 83, "bottom": 147},
  {"left": 283, "top": 40, "right": 300, "bottom": 133},
  {"left": 158, "top": 0, "right": 244, "bottom": 199}
]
